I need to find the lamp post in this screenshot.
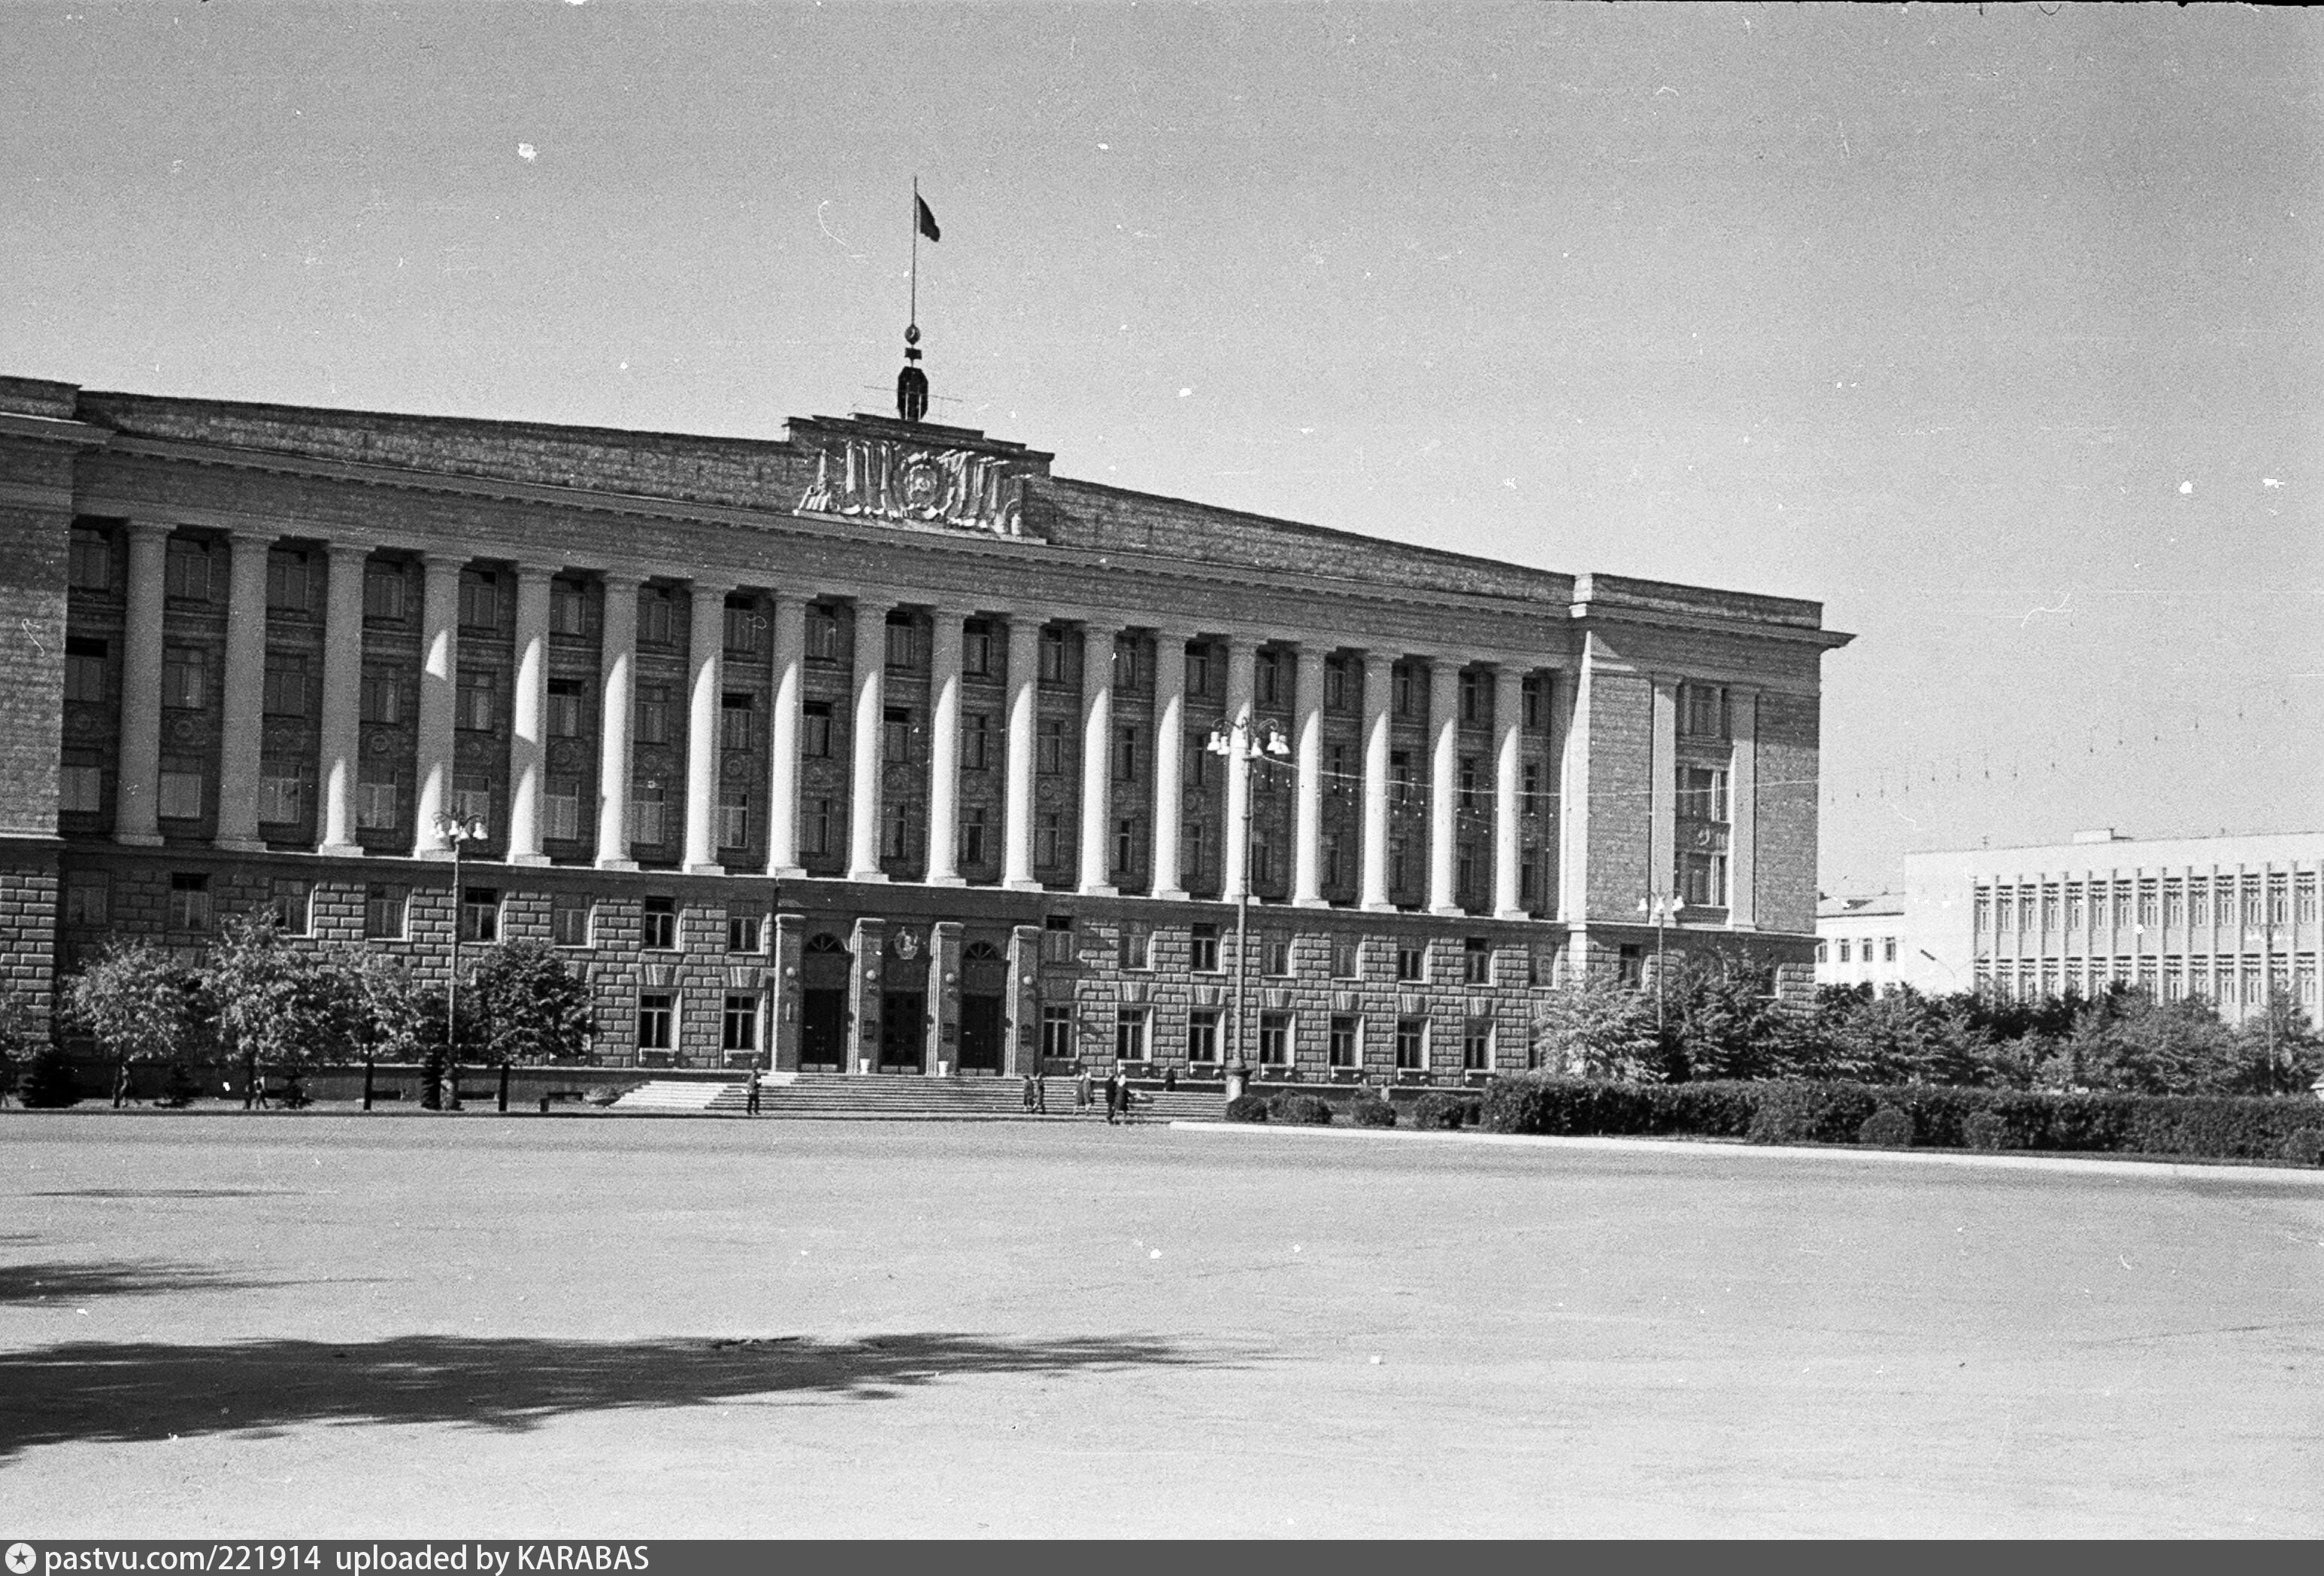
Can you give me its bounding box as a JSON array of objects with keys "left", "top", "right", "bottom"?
[
  {"left": 1207, "top": 714, "right": 1291, "bottom": 1096},
  {"left": 435, "top": 811, "right": 486, "bottom": 1111},
  {"left": 1637, "top": 892, "right": 1686, "bottom": 1038}
]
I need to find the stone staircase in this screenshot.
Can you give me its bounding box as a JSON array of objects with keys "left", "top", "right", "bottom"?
[
  {"left": 599, "top": 1073, "right": 1229, "bottom": 1121},
  {"left": 608, "top": 1079, "right": 751, "bottom": 1114}
]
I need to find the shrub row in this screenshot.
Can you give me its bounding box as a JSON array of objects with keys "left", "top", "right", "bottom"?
[{"left": 1482, "top": 1075, "right": 2324, "bottom": 1164}]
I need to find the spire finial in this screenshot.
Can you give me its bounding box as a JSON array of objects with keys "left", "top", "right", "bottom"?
[{"left": 897, "top": 323, "right": 929, "bottom": 424}]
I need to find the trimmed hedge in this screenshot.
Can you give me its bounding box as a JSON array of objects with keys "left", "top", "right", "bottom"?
[
  {"left": 1224, "top": 1094, "right": 1271, "bottom": 1123},
  {"left": 1482, "top": 1074, "right": 2324, "bottom": 1163},
  {"left": 1858, "top": 1106, "right": 1914, "bottom": 1148},
  {"left": 1349, "top": 1096, "right": 1397, "bottom": 1128},
  {"left": 1410, "top": 1093, "right": 1480, "bottom": 1131},
  {"left": 1268, "top": 1093, "right": 1334, "bottom": 1126}
]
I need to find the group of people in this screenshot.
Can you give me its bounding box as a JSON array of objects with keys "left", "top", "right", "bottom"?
[{"left": 1020, "top": 1065, "right": 1142, "bottom": 1124}]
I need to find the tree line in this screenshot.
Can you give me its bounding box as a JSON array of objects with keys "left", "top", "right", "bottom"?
[
  {"left": 1539, "top": 951, "right": 2324, "bottom": 1098},
  {"left": 0, "top": 915, "right": 592, "bottom": 1109}
]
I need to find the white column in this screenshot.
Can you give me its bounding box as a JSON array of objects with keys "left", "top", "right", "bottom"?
[
  {"left": 1426, "top": 657, "right": 1461, "bottom": 915},
  {"left": 1150, "top": 631, "right": 1190, "bottom": 901},
  {"left": 1359, "top": 652, "right": 1392, "bottom": 911},
  {"left": 114, "top": 522, "right": 169, "bottom": 846},
  {"left": 1077, "top": 622, "right": 1121, "bottom": 896},
  {"left": 846, "top": 596, "right": 889, "bottom": 882},
  {"left": 594, "top": 571, "right": 641, "bottom": 871},
  {"left": 1558, "top": 640, "right": 1598, "bottom": 924},
  {"left": 411, "top": 553, "right": 462, "bottom": 858},
  {"left": 1493, "top": 664, "right": 1526, "bottom": 919},
  {"left": 1220, "top": 635, "right": 1256, "bottom": 901},
  {"left": 765, "top": 592, "right": 806, "bottom": 878},
  {"left": 214, "top": 529, "right": 275, "bottom": 852},
  {"left": 1001, "top": 614, "right": 1042, "bottom": 891},
  {"left": 1649, "top": 676, "right": 1679, "bottom": 902},
  {"left": 1729, "top": 686, "right": 1759, "bottom": 928},
  {"left": 683, "top": 580, "right": 732, "bottom": 874},
  {"left": 315, "top": 541, "right": 370, "bottom": 856},
  {"left": 1291, "top": 641, "right": 1327, "bottom": 908},
  {"left": 925, "top": 605, "right": 968, "bottom": 886},
  {"left": 505, "top": 563, "right": 554, "bottom": 865}
]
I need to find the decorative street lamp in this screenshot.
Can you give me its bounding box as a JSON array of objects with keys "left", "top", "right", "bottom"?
[
  {"left": 1637, "top": 891, "right": 1686, "bottom": 1039},
  {"left": 435, "top": 811, "right": 487, "bottom": 1111},
  {"left": 1206, "top": 714, "right": 1292, "bottom": 1098}
]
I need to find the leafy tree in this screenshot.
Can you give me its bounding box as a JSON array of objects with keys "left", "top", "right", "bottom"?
[
  {"left": 204, "top": 915, "right": 362, "bottom": 1108},
  {"left": 2225, "top": 993, "right": 2324, "bottom": 1098},
  {"left": 61, "top": 939, "right": 208, "bottom": 1106},
  {"left": 465, "top": 941, "right": 593, "bottom": 1068},
  {"left": 1659, "top": 950, "right": 1795, "bottom": 1081},
  {"left": 20, "top": 1043, "right": 83, "bottom": 1108},
  {"left": 1533, "top": 968, "right": 1660, "bottom": 1081},
  {"left": 2058, "top": 987, "right": 2238, "bottom": 1097}
]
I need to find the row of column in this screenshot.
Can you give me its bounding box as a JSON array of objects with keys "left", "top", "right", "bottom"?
[{"left": 104, "top": 532, "right": 1541, "bottom": 917}]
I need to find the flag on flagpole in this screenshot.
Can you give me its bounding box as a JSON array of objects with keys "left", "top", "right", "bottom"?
[{"left": 916, "top": 195, "right": 941, "bottom": 243}]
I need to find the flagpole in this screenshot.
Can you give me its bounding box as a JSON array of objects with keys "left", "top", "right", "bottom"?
[{"left": 911, "top": 176, "right": 919, "bottom": 329}]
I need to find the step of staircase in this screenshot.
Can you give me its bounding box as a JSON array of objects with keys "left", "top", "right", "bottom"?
[{"left": 745, "top": 1076, "right": 1226, "bottom": 1121}]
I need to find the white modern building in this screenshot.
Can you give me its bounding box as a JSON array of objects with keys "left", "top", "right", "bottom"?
[{"left": 1832, "top": 829, "right": 2324, "bottom": 1023}]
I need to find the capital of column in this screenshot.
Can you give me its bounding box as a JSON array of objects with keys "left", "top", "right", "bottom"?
[
  {"left": 125, "top": 519, "right": 173, "bottom": 544},
  {"left": 323, "top": 538, "right": 377, "bottom": 565}
]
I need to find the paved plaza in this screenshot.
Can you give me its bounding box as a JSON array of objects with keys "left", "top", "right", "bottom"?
[{"left": 2, "top": 1112, "right": 2320, "bottom": 1538}]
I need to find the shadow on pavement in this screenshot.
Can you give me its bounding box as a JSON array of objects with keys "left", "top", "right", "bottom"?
[
  {"left": 0, "top": 1260, "right": 280, "bottom": 1305},
  {"left": 0, "top": 1332, "right": 1238, "bottom": 1456}
]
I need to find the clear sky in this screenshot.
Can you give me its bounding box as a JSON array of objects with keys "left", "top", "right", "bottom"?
[{"left": 5, "top": 2, "right": 2317, "bottom": 897}]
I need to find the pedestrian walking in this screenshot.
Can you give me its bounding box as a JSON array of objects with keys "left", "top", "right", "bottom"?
[
  {"left": 1075, "top": 1064, "right": 1093, "bottom": 1113},
  {"left": 1035, "top": 1071, "right": 1049, "bottom": 1114},
  {"left": 1162, "top": 1065, "right": 1177, "bottom": 1093},
  {"left": 1022, "top": 1072, "right": 1038, "bottom": 1113},
  {"left": 745, "top": 1066, "right": 762, "bottom": 1116},
  {"left": 1104, "top": 1072, "right": 1121, "bottom": 1125}
]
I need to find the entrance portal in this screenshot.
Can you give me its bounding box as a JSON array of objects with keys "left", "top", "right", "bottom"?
[
  {"left": 959, "top": 995, "right": 1004, "bottom": 1074},
  {"left": 800, "top": 989, "right": 847, "bottom": 1070},
  {"left": 879, "top": 993, "right": 926, "bottom": 1072}
]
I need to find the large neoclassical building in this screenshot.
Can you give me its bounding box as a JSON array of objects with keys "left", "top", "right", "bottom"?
[{"left": 0, "top": 371, "right": 1850, "bottom": 1078}]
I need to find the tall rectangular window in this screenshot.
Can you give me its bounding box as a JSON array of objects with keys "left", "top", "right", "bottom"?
[
  {"left": 1113, "top": 726, "right": 1140, "bottom": 783},
  {"left": 361, "top": 668, "right": 405, "bottom": 725},
  {"left": 1258, "top": 1011, "right": 1292, "bottom": 1065},
  {"left": 268, "top": 550, "right": 317, "bottom": 614},
  {"left": 1463, "top": 1019, "right": 1492, "bottom": 1071},
  {"left": 1255, "top": 650, "right": 1283, "bottom": 707},
  {"left": 551, "top": 893, "right": 592, "bottom": 947},
  {"left": 271, "top": 878, "right": 312, "bottom": 936},
  {"left": 262, "top": 653, "right": 311, "bottom": 717},
  {"left": 64, "top": 640, "right": 108, "bottom": 704},
  {"left": 548, "top": 680, "right": 586, "bottom": 738},
  {"left": 723, "top": 995, "right": 760, "bottom": 1055},
  {"left": 1392, "top": 664, "right": 1416, "bottom": 717},
  {"left": 1522, "top": 674, "right": 1545, "bottom": 728},
  {"left": 804, "top": 797, "right": 832, "bottom": 856},
  {"left": 365, "top": 883, "right": 408, "bottom": 939},
  {"left": 1262, "top": 933, "right": 1292, "bottom": 976},
  {"left": 801, "top": 702, "right": 832, "bottom": 757},
  {"left": 962, "top": 625, "right": 993, "bottom": 676},
  {"left": 1677, "top": 683, "right": 1729, "bottom": 739},
  {"left": 1459, "top": 668, "right": 1485, "bottom": 723},
  {"left": 962, "top": 713, "right": 991, "bottom": 771},
  {"left": 1041, "top": 1004, "right": 1075, "bottom": 1061},
  {"left": 1038, "top": 627, "right": 1068, "bottom": 685},
  {"left": 961, "top": 808, "right": 987, "bottom": 865},
  {"left": 457, "top": 569, "right": 499, "bottom": 630},
  {"left": 460, "top": 887, "right": 501, "bottom": 944},
  {"left": 1396, "top": 942, "right": 1426, "bottom": 982},
  {"left": 1324, "top": 656, "right": 1349, "bottom": 712},
  {"left": 1182, "top": 821, "right": 1208, "bottom": 884},
  {"left": 883, "top": 708, "right": 912, "bottom": 763},
  {"left": 636, "top": 684, "right": 672, "bottom": 745},
  {"left": 722, "top": 693, "right": 757, "bottom": 753},
  {"left": 458, "top": 670, "right": 496, "bottom": 732},
  {"left": 1187, "top": 1009, "right": 1220, "bottom": 1063},
  {"left": 1113, "top": 817, "right": 1141, "bottom": 877},
  {"left": 259, "top": 764, "right": 306, "bottom": 826},
  {"left": 167, "top": 873, "right": 211, "bottom": 932},
  {"left": 720, "top": 789, "right": 750, "bottom": 849},
  {"left": 728, "top": 913, "right": 764, "bottom": 953},
  {"left": 641, "top": 897, "right": 677, "bottom": 950},
  {"left": 1185, "top": 645, "right": 1213, "bottom": 698},
  {"left": 1464, "top": 938, "right": 1492, "bottom": 984},
  {"left": 1189, "top": 923, "right": 1220, "bottom": 973},
  {"left": 638, "top": 993, "right": 674, "bottom": 1052},
  {"left": 725, "top": 603, "right": 764, "bottom": 656},
  {"left": 162, "top": 648, "right": 208, "bottom": 710},
  {"left": 882, "top": 805, "right": 910, "bottom": 861},
  {"left": 1035, "top": 812, "right": 1063, "bottom": 869},
  {"left": 165, "top": 538, "right": 216, "bottom": 601},
  {"left": 1037, "top": 720, "right": 1065, "bottom": 776},
  {"left": 159, "top": 762, "right": 205, "bottom": 820},
  {"left": 1111, "top": 638, "right": 1141, "bottom": 693},
  {"left": 1395, "top": 1017, "right": 1426, "bottom": 1070},
  {"left": 1329, "top": 1015, "right": 1360, "bottom": 1068},
  {"left": 629, "top": 781, "right": 666, "bottom": 846},
  {"left": 884, "top": 617, "right": 920, "bottom": 670},
  {"left": 1677, "top": 765, "right": 1729, "bottom": 823},
  {"left": 638, "top": 588, "right": 677, "bottom": 647},
  {"left": 550, "top": 578, "right": 588, "bottom": 636},
  {"left": 365, "top": 563, "right": 409, "bottom": 620},
  {"left": 451, "top": 773, "right": 491, "bottom": 830},
  {"left": 62, "top": 872, "right": 110, "bottom": 927},
  {"left": 1331, "top": 934, "right": 1361, "bottom": 978},
  {"left": 68, "top": 528, "right": 112, "bottom": 591},
  {"left": 358, "top": 772, "right": 400, "bottom": 829},
  {"left": 1119, "top": 922, "right": 1151, "bottom": 970},
  {"left": 1115, "top": 1008, "right": 1148, "bottom": 1063},
  {"left": 60, "top": 765, "right": 103, "bottom": 814},
  {"left": 806, "top": 605, "right": 840, "bottom": 662}
]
